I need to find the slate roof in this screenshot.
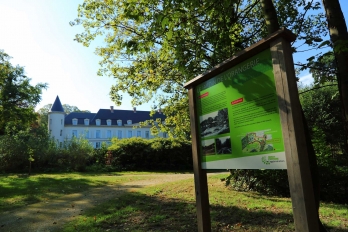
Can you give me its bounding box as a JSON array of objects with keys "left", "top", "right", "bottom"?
[
  {"left": 64, "top": 109, "right": 166, "bottom": 126},
  {"left": 50, "top": 96, "right": 64, "bottom": 112},
  {"left": 65, "top": 112, "right": 97, "bottom": 125}
]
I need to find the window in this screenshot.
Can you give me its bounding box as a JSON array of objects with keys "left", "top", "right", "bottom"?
[
  {"left": 72, "top": 118, "right": 78, "bottom": 125},
  {"left": 137, "top": 131, "right": 141, "bottom": 137},
  {"left": 117, "top": 130, "right": 122, "bottom": 139},
  {"left": 145, "top": 131, "right": 150, "bottom": 139},
  {"left": 72, "top": 130, "right": 77, "bottom": 137},
  {"left": 85, "top": 131, "right": 89, "bottom": 139},
  {"left": 127, "top": 120, "right": 132, "bottom": 125},
  {"left": 163, "top": 132, "right": 167, "bottom": 138},
  {"left": 61, "top": 119, "right": 63, "bottom": 125},
  {"left": 50, "top": 119, "right": 52, "bottom": 124},
  {"left": 84, "top": 119, "right": 89, "bottom": 125},
  {"left": 49, "top": 129, "right": 52, "bottom": 134},
  {"left": 117, "top": 120, "right": 122, "bottom": 126},
  {"left": 96, "top": 142, "right": 101, "bottom": 149},
  {"left": 60, "top": 130, "right": 62, "bottom": 136},
  {"left": 107, "top": 130, "right": 112, "bottom": 138},
  {"left": 96, "top": 130, "right": 101, "bottom": 138},
  {"left": 128, "top": 130, "right": 132, "bottom": 138},
  {"left": 107, "top": 119, "right": 112, "bottom": 126},
  {"left": 96, "top": 119, "right": 101, "bottom": 126}
]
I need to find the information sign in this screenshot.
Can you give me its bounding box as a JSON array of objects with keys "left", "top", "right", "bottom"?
[{"left": 195, "top": 49, "right": 286, "bottom": 169}]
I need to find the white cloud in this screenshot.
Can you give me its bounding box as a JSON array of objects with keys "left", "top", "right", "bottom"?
[{"left": 299, "top": 74, "right": 314, "bottom": 86}]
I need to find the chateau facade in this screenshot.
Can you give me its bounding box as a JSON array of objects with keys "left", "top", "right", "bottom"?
[{"left": 48, "top": 96, "right": 166, "bottom": 148}]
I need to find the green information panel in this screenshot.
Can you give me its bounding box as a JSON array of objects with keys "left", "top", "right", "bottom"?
[{"left": 195, "top": 49, "right": 286, "bottom": 169}]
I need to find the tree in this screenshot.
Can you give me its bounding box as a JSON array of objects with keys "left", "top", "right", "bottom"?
[
  {"left": 321, "top": 0, "right": 348, "bottom": 153},
  {"left": 300, "top": 84, "right": 344, "bottom": 158},
  {"left": 0, "top": 50, "right": 47, "bottom": 135},
  {"left": 71, "top": 0, "right": 258, "bottom": 137},
  {"left": 299, "top": 83, "right": 348, "bottom": 203},
  {"left": 0, "top": 121, "right": 51, "bottom": 173},
  {"left": 71, "top": 0, "right": 326, "bottom": 138}
]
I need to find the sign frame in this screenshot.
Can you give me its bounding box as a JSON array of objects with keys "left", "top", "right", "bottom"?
[{"left": 184, "top": 28, "right": 319, "bottom": 231}]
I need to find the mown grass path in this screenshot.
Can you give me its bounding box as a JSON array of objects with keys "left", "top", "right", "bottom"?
[{"left": 0, "top": 174, "right": 194, "bottom": 232}]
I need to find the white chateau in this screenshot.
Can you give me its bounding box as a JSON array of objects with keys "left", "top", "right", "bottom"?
[{"left": 48, "top": 96, "right": 167, "bottom": 148}]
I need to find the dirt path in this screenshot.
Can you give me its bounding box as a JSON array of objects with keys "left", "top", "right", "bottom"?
[{"left": 0, "top": 174, "right": 194, "bottom": 232}]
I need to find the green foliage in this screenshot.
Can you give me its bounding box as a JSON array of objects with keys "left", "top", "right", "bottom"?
[
  {"left": 300, "top": 83, "right": 347, "bottom": 203},
  {"left": 0, "top": 128, "right": 192, "bottom": 173},
  {"left": 108, "top": 137, "right": 192, "bottom": 171},
  {"left": 300, "top": 83, "right": 345, "bottom": 158},
  {"left": 57, "top": 137, "right": 95, "bottom": 172},
  {"left": 71, "top": 0, "right": 327, "bottom": 138},
  {"left": 0, "top": 122, "right": 51, "bottom": 173},
  {"left": 0, "top": 50, "right": 47, "bottom": 135},
  {"left": 302, "top": 50, "right": 337, "bottom": 85},
  {"left": 0, "top": 128, "right": 95, "bottom": 172}
]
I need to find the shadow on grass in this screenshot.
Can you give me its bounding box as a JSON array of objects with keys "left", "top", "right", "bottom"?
[
  {"left": 0, "top": 176, "right": 346, "bottom": 232},
  {"left": 63, "top": 190, "right": 348, "bottom": 232},
  {"left": 0, "top": 173, "right": 123, "bottom": 212}
]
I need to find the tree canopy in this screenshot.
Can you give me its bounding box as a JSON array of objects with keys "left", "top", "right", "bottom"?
[
  {"left": 71, "top": 0, "right": 327, "bottom": 137},
  {"left": 0, "top": 50, "right": 47, "bottom": 135}
]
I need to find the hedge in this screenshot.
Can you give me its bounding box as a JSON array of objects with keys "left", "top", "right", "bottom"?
[{"left": 108, "top": 137, "right": 193, "bottom": 171}]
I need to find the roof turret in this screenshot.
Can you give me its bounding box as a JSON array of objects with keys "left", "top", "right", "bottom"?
[{"left": 50, "top": 96, "right": 64, "bottom": 112}]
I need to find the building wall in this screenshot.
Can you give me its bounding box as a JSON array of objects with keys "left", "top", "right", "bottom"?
[
  {"left": 63, "top": 125, "right": 165, "bottom": 148},
  {"left": 48, "top": 111, "right": 65, "bottom": 143}
]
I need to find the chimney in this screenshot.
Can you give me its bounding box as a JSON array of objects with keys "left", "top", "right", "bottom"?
[
  {"left": 158, "top": 108, "right": 162, "bottom": 114},
  {"left": 110, "top": 106, "right": 114, "bottom": 113},
  {"left": 133, "top": 107, "right": 136, "bottom": 113}
]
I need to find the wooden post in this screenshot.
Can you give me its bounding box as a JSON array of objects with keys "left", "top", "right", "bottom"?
[
  {"left": 188, "top": 88, "right": 211, "bottom": 232},
  {"left": 185, "top": 29, "right": 319, "bottom": 231},
  {"left": 271, "top": 37, "right": 320, "bottom": 231}
]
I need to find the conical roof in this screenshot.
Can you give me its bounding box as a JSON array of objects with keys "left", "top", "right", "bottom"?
[{"left": 50, "top": 96, "right": 64, "bottom": 112}]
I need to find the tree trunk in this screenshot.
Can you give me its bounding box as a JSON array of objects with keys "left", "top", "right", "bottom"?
[
  {"left": 321, "top": 0, "right": 348, "bottom": 155},
  {"left": 260, "top": 0, "right": 327, "bottom": 231},
  {"left": 260, "top": 0, "right": 280, "bottom": 34}
]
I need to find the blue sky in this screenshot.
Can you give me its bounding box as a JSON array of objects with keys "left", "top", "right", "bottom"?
[{"left": 0, "top": 0, "right": 347, "bottom": 113}]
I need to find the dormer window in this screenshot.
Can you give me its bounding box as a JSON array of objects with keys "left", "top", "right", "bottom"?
[
  {"left": 117, "top": 120, "right": 122, "bottom": 126},
  {"left": 96, "top": 119, "right": 101, "bottom": 126},
  {"left": 84, "top": 119, "right": 89, "bottom": 126},
  {"left": 72, "top": 118, "right": 78, "bottom": 125},
  {"left": 127, "top": 120, "right": 132, "bottom": 125},
  {"left": 107, "top": 119, "right": 112, "bottom": 126}
]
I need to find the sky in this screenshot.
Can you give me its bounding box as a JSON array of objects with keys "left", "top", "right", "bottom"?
[{"left": 0, "top": 0, "right": 347, "bottom": 113}]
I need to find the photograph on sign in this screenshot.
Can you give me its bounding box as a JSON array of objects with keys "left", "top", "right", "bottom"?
[
  {"left": 200, "top": 108, "right": 230, "bottom": 138},
  {"left": 195, "top": 49, "right": 286, "bottom": 169}
]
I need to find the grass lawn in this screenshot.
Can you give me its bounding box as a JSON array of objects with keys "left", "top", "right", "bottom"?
[
  {"left": 0, "top": 172, "right": 160, "bottom": 213},
  {"left": 62, "top": 174, "right": 347, "bottom": 232},
  {"left": 0, "top": 172, "right": 347, "bottom": 231}
]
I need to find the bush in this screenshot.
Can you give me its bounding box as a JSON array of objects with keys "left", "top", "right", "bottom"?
[
  {"left": 108, "top": 137, "right": 192, "bottom": 171},
  {"left": 225, "top": 169, "right": 289, "bottom": 197},
  {"left": 0, "top": 129, "right": 95, "bottom": 173}
]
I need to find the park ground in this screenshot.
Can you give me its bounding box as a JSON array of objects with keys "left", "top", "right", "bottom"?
[{"left": 0, "top": 172, "right": 347, "bottom": 231}]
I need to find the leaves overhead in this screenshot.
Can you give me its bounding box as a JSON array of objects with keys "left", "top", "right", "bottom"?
[{"left": 71, "top": 0, "right": 327, "bottom": 137}]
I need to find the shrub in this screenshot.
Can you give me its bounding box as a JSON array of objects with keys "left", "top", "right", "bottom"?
[{"left": 108, "top": 137, "right": 192, "bottom": 171}]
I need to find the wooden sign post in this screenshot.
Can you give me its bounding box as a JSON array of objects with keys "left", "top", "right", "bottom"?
[{"left": 184, "top": 28, "right": 319, "bottom": 231}]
